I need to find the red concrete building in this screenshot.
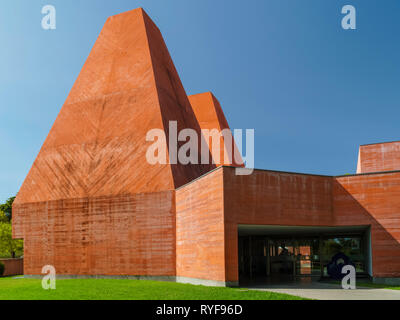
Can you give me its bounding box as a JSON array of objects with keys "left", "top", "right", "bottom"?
[{"left": 13, "top": 8, "right": 400, "bottom": 286}]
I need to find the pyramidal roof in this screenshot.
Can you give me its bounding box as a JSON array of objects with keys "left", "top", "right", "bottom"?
[
  {"left": 189, "top": 92, "right": 244, "bottom": 167},
  {"left": 15, "top": 8, "right": 215, "bottom": 204}
]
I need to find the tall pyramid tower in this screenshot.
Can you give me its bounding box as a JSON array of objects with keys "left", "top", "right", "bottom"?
[{"left": 13, "top": 8, "right": 239, "bottom": 276}]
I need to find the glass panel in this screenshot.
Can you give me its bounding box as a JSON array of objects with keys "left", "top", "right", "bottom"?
[
  {"left": 238, "top": 233, "right": 367, "bottom": 283},
  {"left": 320, "top": 236, "right": 366, "bottom": 275}
]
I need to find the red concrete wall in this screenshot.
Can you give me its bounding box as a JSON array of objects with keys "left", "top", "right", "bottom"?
[
  {"left": 357, "top": 141, "right": 400, "bottom": 174},
  {"left": 219, "top": 167, "right": 400, "bottom": 282},
  {"left": 14, "top": 191, "right": 176, "bottom": 276},
  {"left": 176, "top": 169, "right": 226, "bottom": 282},
  {"left": 223, "top": 167, "right": 334, "bottom": 282},
  {"left": 334, "top": 172, "right": 400, "bottom": 278},
  {"left": 175, "top": 166, "right": 336, "bottom": 284}
]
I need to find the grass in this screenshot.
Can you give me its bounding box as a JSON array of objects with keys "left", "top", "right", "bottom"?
[{"left": 0, "top": 277, "right": 306, "bottom": 300}]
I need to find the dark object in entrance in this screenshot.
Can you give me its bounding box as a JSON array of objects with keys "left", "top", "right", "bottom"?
[{"left": 327, "top": 252, "right": 355, "bottom": 280}]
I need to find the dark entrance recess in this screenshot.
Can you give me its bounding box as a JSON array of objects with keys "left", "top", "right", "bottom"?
[{"left": 238, "top": 225, "right": 372, "bottom": 285}]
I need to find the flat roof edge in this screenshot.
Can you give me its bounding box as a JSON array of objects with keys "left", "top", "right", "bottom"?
[
  {"left": 176, "top": 166, "right": 400, "bottom": 191},
  {"left": 335, "top": 170, "right": 400, "bottom": 178},
  {"left": 360, "top": 140, "right": 400, "bottom": 147},
  {"left": 175, "top": 166, "right": 224, "bottom": 191}
]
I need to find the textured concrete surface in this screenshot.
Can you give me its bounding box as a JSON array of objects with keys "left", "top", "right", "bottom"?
[
  {"left": 176, "top": 166, "right": 400, "bottom": 285},
  {"left": 14, "top": 8, "right": 214, "bottom": 204},
  {"left": 335, "top": 172, "right": 400, "bottom": 278},
  {"left": 176, "top": 169, "right": 226, "bottom": 282},
  {"left": 357, "top": 141, "right": 400, "bottom": 173},
  {"left": 15, "top": 191, "right": 177, "bottom": 276},
  {"left": 24, "top": 275, "right": 177, "bottom": 281}
]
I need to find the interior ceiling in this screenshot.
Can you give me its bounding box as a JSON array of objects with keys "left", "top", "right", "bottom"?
[{"left": 238, "top": 224, "right": 369, "bottom": 237}]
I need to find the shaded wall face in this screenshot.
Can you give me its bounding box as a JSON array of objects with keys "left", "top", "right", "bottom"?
[
  {"left": 175, "top": 169, "right": 225, "bottom": 282},
  {"left": 357, "top": 142, "right": 400, "bottom": 174},
  {"left": 13, "top": 191, "right": 176, "bottom": 276},
  {"left": 223, "top": 168, "right": 334, "bottom": 283},
  {"left": 334, "top": 173, "right": 400, "bottom": 278}
]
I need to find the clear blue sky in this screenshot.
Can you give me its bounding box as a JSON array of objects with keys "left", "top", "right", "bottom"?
[{"left": 1, "top": 0, "right": 399, "bottom": 202}]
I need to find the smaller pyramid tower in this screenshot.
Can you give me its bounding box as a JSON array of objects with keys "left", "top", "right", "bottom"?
[{"left": 189, "top": 92, "right": 244, "bottom": 167}]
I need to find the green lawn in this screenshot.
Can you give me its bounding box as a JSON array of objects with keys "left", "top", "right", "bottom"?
[{"left": 0, "top": 277, "right": 305, "bottom": 300}]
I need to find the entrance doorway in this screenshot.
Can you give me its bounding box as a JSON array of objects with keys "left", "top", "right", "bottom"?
[{"left": 238, "top": 225, "right": 371, "bottom": 285}]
